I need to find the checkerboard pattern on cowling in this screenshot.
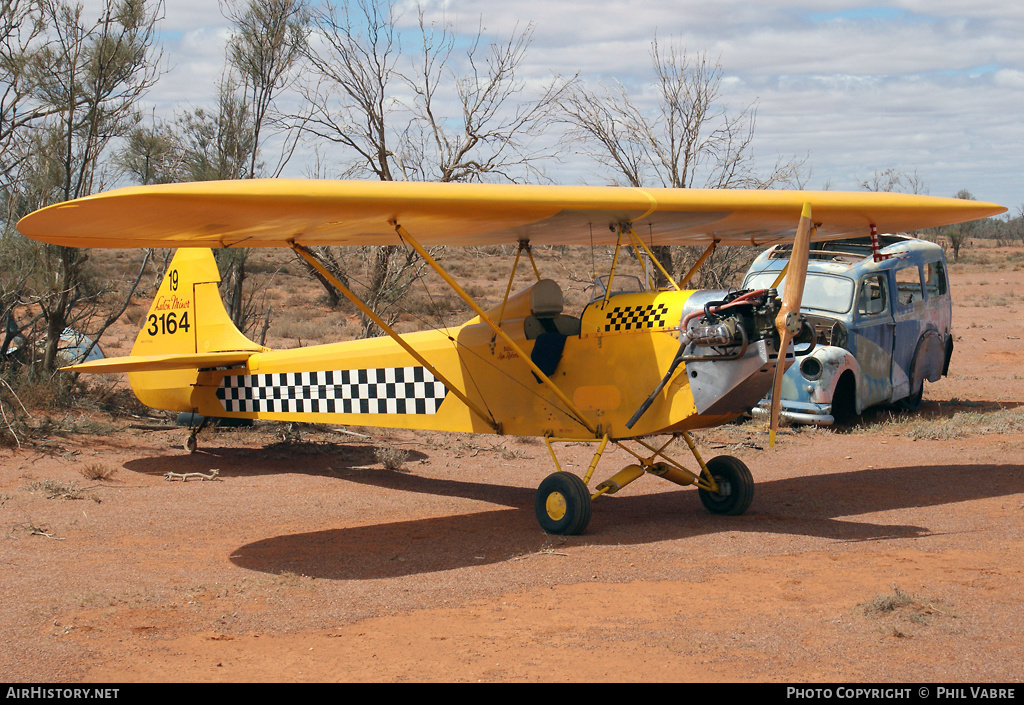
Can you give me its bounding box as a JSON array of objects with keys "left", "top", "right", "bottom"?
[
  {"left": 216, "top": 366, "right": 449, "bottom": 415},
  {"left": 604, "top": 303, "right": 670, "bottom": 332}
]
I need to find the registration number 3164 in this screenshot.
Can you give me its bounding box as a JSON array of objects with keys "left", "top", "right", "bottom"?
[{"left": 147, "top": 311, "right": 191, "bottom": 336}]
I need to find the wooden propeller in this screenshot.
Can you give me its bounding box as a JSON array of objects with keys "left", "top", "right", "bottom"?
[{"left": 769, "top": 202, "right": 814, "bottom": 447}]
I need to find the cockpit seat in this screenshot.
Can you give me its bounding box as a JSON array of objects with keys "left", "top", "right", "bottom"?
[
  {"left": 523, "top": 280, "right": 580, "bottom": 380},
  {"left": 523, "top": 279, "right": 581, "bottom": 339}
]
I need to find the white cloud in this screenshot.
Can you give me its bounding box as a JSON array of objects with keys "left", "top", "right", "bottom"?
[{"left": 123, "top": 0, "right": 1022, "bottom": 208}]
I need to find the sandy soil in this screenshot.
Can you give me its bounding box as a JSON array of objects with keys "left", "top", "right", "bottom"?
[{"left": 2, "top": 253, "right": 1023, "bottom": 683}]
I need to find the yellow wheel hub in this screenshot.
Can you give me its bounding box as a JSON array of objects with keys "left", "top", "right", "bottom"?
[{"left": 545, "top": 491, "right": 568, "bottom": 521}]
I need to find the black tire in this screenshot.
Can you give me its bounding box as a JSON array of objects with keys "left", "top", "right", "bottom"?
[
  {"left": 698, "top": 455, "right": 754, "bottom": 516},
  {"left": 535, "top": 471, "right": 592, "bottom": 535},
  {"left": 901, "top": 382, "right": 923, "bottom": 412}
]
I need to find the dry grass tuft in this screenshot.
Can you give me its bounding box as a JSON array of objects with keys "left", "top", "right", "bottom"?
[
  {"left": 903, "top": 406, "right": 1024, "bottom": 440},
  {"left": 858, "top": 583, "right": 952, "bottom": 632},
  {"left": 374, "top": 444, "right": 409, "bottom": 472},
  {"left": 860, "top": 584, "right": 918, "bottom": 615},
  {"left": 24, "top": 479, "right": 100, "bottom": 502},
  {"left": 80, "top": 463, "right": 117, "bottom": 481}
]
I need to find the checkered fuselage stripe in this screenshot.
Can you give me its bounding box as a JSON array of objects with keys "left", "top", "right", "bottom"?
[
  {"left": 604, "top": 303, "right": 670, "bottom": 332},
  {"left": 216, "top": 366, "right": 449, "bottom": 415}
]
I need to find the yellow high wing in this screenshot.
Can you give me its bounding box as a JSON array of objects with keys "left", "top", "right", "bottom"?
[
  {"left": 17, "top": 179, "right": 1002, "bottom": 249},
  {"left": 17, "top": 180, "right": 1005, "bottom": 536}
]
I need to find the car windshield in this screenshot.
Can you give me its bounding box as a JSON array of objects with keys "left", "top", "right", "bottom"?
[{"left": 743, "top": 271, "right": 855, "bottom": 314}]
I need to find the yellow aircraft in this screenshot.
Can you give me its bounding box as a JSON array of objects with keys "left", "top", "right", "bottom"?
[{"left": 17, "top": 180, "right": 1004, "bottom": 535}]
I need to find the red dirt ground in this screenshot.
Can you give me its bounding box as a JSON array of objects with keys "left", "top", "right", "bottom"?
[{"left": 2, "top": 248, "right": 1023, "bottom": 683}]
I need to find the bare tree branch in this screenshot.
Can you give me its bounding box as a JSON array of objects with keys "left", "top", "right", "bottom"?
[{"left": 561, "top": 37, "right": 805, "bottom": 286}]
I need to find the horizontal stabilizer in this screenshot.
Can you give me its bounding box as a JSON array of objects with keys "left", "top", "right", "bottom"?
[{"left": 64, "top": 350, "right": 254, "bottom": 374}]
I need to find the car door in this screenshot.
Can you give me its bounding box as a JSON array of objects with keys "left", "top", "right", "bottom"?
[
  {"left": 852, "top": 273, "right": 894, "bottom": 408},
  {"left": 891, "top": 263, "right": 926, "bottom": 400}
]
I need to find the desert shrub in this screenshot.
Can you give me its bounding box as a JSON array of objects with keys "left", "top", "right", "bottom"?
[
  {"left": 374, "top": 444, "right": 408, "bottom": 471},
  {"left": 860, "top": 584, "right": 918, "bottom": 615},
  {"left": 80, "top": 463, "right": 117, "bottom": 481}
]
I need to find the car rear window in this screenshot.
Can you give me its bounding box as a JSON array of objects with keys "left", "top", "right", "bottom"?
[{"left": 895, "top": 265, "right": 924, "bottom": 306}]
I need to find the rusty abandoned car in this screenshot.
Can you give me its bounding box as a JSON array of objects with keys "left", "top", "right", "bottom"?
[{"left": 745, "top": 234, "right": 952, "bottom": 425}]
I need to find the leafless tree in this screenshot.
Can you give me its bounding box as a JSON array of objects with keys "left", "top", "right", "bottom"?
[
  {"left": 300, "top": 0, "right": 400, "bottom": 181},
  {"left": 298, "top": 0, "right": 568, "bottom": 334},
  {"left": 303, "top": 0, "right": 568, "bottom": 181},
  {"left": 561, "top": 38, "right": 804, "bottom": 287},
  {"left": 400, "top": 10, "right": 570, "bottom": 184},
  {"left": 561, "top": 41, "right": 777, "bottom": 191},
  {"left": 859, "top": 167, "right": 929, "bottom": 195}
]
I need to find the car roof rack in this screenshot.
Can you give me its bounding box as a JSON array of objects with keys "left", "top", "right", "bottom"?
[{"left": 766, "top": 234, "right": 916, "bottom": 263}]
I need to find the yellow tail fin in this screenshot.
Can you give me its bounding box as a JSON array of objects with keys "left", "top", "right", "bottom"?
[
  {"left": 118, "top": 249, "right": 266, "bottom": 411},
  {"left": 130, "top": 248, "right": 264, "bottom": 358}
]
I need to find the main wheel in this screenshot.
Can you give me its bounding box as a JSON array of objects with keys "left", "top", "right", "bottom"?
[
  {"left": 698, "top": 455, "right": 754, "bottom": 516},
  {"left": 535, "top": 471, "right": 592, "bottom": 535}
]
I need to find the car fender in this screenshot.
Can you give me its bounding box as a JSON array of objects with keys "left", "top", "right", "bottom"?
[
  {"left": 909, "top": 329, "right": 947, "bottom": 397},
  {"left": 792, "top": 345, "right": 860, "bottom": 407}
]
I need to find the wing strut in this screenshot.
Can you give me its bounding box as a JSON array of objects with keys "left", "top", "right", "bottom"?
[
  {"left": 623, "top": 226, "right": 682, "bottom": 292},
  {"left": 493, "top": 240, "right": 540, "bottom": 334},
  {"left": 391, "top": 222, "right": 599, "bottom": 437},
  {"left": 290, "top": 243, "right": 500, "bottom": 433},
  {"left": 678, "top": 241, "right": 718, "bottom": 288}
]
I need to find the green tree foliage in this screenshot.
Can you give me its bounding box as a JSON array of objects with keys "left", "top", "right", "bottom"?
[{"left": 1, "top": 0, "right": 161, "bottom": 372}]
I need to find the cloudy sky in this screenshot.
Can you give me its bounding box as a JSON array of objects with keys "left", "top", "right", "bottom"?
[{"left": 140, "top": 1, "right": 1020, "bottom": 210}]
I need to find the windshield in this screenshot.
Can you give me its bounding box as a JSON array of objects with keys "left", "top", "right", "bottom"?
[{"left": 743, "top": 271, "right": 855, "bottom": 314}]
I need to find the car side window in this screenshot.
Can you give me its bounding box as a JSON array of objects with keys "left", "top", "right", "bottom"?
[
  {"left": 894, "top": 265, "right": 923, "bottom": 307},
  {"left": 924, "top": 260, "right": 948, "bottom": 297},
  {"left": 857, "top": 274, "right": 888, "bottom": 316}
]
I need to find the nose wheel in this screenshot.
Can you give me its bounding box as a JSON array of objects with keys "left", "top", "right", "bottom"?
[{"left": 535, "top": 471, "right": 592, "bottom": 535}]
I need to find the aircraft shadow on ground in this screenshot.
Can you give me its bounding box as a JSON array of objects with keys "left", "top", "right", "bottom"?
[
  {"left": 123, "top": 441, "right": 429, "bottom": 481},
  {"left": 221, "top": 461, "right": 1023, "bottom": 580}
]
